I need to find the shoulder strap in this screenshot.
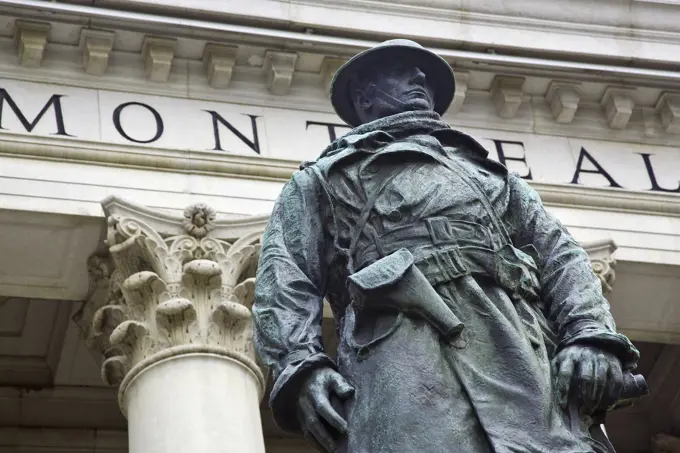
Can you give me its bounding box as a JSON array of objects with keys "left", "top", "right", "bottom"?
[
  {"left": 436, "top": 154, "right": 513, "bottom": 245},
  {"left": 310, "top": 164, "right": 398, "bottom": 274},
  {"left": 347, "top": 171, "right": 400, "bottom": 273}
]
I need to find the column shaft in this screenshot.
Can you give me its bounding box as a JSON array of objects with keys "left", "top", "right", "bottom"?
[{"left": 126, "top": 354, "right": 264, "bottom": 453}]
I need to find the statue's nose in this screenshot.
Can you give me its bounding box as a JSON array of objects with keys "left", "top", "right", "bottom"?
[{"left": 409, "top": 67, "right": 427, "bottom": 85}]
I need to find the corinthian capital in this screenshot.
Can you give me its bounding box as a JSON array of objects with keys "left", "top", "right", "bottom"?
[
  {"left": 74, "top": 196, "right": 269, "bottom": 410},
  {"left": 582, "top": 238, "right": 617, "bottom": 294}
]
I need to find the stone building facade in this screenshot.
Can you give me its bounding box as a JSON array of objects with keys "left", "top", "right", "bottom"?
[{"left": 1, "top": 1, "right": 680, "bottom": 452}]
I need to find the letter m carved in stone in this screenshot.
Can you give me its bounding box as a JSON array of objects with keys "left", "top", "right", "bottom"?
[{"left": 0, "top": 89, "right": 72, "bottom": 136}]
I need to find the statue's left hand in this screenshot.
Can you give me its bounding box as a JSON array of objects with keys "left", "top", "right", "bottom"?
[{"left": 552, "top": 345, "right": 624, "bottom": 414}]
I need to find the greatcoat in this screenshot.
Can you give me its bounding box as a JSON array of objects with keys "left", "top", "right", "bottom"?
[{"left": 252, "top": 111, "right": 639, "bottom": 453}]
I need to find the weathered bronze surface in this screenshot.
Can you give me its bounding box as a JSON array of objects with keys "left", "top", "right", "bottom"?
[{"left": 253, "top": 39, "right": 646, "bottom": 453}]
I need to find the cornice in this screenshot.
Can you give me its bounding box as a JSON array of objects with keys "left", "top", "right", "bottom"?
[
  {"left": 299, "top": 0, "right": 680, "bottom": 44},
  {"left": 3, "top": 0, "right": 680, "bottom": 83},
  {"left": 27, "top": 0, "right": 680, "bottom": 48},
  {"left": 2, "top": 134, "right": 680, "bottom": 219}
]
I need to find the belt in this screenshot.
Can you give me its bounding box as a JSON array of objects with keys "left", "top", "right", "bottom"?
[
  {"left": 354, "top": 219, "right": 540, "bottom": 304},
  {"left": 355, "top": 217, "right": 496, "bottom": 268}
]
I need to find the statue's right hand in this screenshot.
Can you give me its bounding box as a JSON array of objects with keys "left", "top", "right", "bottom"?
[{"left": 298, "top": 367, "right": 354, "bottom": 453}]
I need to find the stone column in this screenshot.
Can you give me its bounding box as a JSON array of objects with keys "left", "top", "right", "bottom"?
[{"left": 75, "top": 196, "right": 270, "bottom": 453}]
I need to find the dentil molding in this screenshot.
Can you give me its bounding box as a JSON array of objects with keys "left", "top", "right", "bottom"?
[{"left": 74, "top": 196, "right": 270, "bottom": 412}]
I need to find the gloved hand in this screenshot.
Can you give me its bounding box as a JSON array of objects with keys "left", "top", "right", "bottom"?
[
  {"left": 297, "top": 367, "right": 354, "bottom": 452},
  {"left": 552, "top": 344, "right": 624, "bottom": 414}
]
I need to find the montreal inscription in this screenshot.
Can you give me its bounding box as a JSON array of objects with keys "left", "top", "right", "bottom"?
[{"left": 0, "top": 87, "right": 678, "bottom": 193}]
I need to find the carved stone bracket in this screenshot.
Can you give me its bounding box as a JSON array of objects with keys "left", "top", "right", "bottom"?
[
  {"left": 491, "top": 76, "right": 525, "bottom": 118},
  {"left": 264, "top": 50, "right": 298, "bottom": 95},
  {"left": 582, "top": 238, "right": 617, "bottom": 294},
  {"left": 74, "top": 196, "right": 270, "bottom": 412},
  {"left": 450, "top": 71, "right": 470, "bottom": 114},
  {"left": 601, "top": 87, "right": 636, "bottom": 130},
  {"left": 656, "top": 92, "right": 680, "bottom": 134},
  {"left": 203, "top": 43, "right": 238, "bottom": 89},
  {"left": 79, "top": 29, "right": 115, "bottom": 76},
  {"left": 14, "top": 20, "right": 50, "bottom": 68},
  {"left": 142, "top": 36, "right": 176, "bottom": 83},
  {"left": 546, "top": 81, "right": 581, "bottom": 124}
]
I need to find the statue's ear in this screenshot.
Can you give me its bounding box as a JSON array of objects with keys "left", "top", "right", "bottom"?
[
  {"left": 354, "top": 88, "right": 372, "bottom": 110},
  {"left": 350, "top": 75, "right": 373, "bottom": 112}
]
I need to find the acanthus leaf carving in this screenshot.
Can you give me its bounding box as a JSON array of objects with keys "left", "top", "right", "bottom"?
[
  {"left": 233, "top": 278, "right": 256, "bottom": 310},
  {"left": 102, "top": 355, "right": 130, "bottom": 387},
  {"left": 76, "top": 197, "right": 267, "bottom": 409}
]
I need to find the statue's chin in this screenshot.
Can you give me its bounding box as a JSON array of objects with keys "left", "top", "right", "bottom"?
[
  {"left": 364, "top": 102, "right": 435, "bottom": 123},
  {"left": 394, "top": 103, "right": 435, "bottom": 115},
  {"left": 400, "top": 98, "right": 434, "bottom": 113}
]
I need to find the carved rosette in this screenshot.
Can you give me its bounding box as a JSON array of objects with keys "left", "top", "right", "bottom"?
[{"left": 75, "top": 197, "right": 268, "bottom": 411}]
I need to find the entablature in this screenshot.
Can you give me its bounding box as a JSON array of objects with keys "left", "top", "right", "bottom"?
[{"left": 1, "top": 15, "right": 680, "bottom": 148}]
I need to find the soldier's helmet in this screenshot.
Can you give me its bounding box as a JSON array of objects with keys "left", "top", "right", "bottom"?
[{"left": 330, "top": 39, "right": 456, "bottom": 127}]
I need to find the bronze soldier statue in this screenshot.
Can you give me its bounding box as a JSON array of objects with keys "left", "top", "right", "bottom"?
[{"left": 253, "top": 39, "right": 646, "bottom": 453}]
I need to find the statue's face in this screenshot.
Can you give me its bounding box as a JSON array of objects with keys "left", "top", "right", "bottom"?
[{"left": 352, "top": 59, "right": 435, "bottom": 123}]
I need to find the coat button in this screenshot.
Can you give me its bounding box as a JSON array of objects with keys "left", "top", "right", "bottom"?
[{"left": 387, "top": 209, "right": 403, "bottom": 222}]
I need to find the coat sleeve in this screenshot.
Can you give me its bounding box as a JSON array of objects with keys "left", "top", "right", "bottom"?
[
  {"left": 507, "top": 173, "right": 639, "bottom": 370},
  {"left": 253, "top": 168, "right": 336, "bottom": 433}
]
